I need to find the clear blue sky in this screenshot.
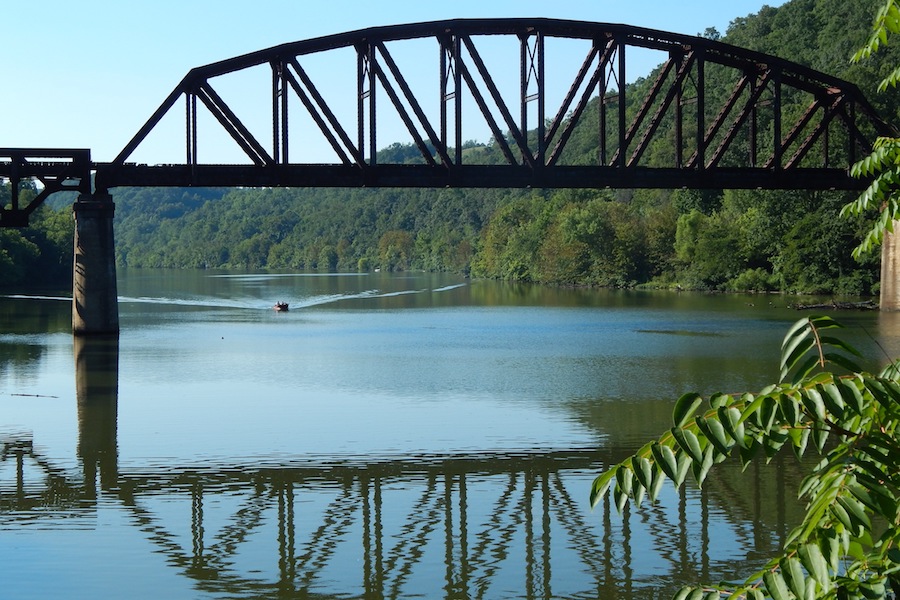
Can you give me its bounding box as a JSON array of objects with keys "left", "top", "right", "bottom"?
[{"left": 3, "top": 0, "right": 788, "bottom": 163}]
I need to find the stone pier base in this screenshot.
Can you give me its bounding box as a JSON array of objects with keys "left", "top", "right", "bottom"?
[{"left": 72, "top": 194, "right": 119, "bottom": 335}]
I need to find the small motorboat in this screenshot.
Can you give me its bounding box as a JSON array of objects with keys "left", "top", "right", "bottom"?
[{"left": 273, "top": 302, "right": 289, "bottom": 312}]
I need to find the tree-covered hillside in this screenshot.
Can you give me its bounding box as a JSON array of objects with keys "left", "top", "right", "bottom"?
[
  {"left": 0, "top": 182, "right": 74, "bottom": 289},
  {"left": 4, "top": 0, "right": 899, "bottom": 294}
]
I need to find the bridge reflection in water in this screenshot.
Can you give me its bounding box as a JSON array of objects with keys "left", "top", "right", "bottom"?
[{"left": 0, "top": 338, "right": 802, "bottom": 599}]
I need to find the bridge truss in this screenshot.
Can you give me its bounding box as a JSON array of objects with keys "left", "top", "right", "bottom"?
[
  {"left": 0, "top": 149, "right": 91, "bottom": 226},
  {"left": 91, "top": 18, "right": 894, "bottom": 192},
  {"left": 0, "top": 19, "right": 894, "bottom": 227}
]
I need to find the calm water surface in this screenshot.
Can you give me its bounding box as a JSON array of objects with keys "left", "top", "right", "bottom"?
[{"left": 3, "top": 270, "right": 900, "bottom": 599}]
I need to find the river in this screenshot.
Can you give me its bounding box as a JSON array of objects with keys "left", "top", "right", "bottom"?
[{"left": 3, "top": 270, "right": 900, "bottom": 599}]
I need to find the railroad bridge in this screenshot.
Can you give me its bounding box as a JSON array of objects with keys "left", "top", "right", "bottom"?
[{"left": 0, "top": 19, "right": 896, "bottom": 334}]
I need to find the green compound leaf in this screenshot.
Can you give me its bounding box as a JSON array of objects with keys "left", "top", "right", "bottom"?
[
  {"left": 764, "top": 569, "right": 792, "bottom": 600},
  {"left": 798, "top": 543, "right": 831, "bottom": 592},
  {"left": 800, "top": 387, "right": 827, "bottom": 421},
  {"left": 651, "top": 442, "right": 679, "bottom": 482},
  {"left": 589, "top": 469, "right": 616, "bottom": 508},
  {"left": 671, "top": 426, "right": 704, "bottom": 464},
  {"left": 674, "top": 393, "right": 704, "bottom": 428},
  {"left": 696, "top": 415, "right": 733, "bottom": 455},
  {"left": 782, "top": 556, "right": 807, "bottom": 599}
]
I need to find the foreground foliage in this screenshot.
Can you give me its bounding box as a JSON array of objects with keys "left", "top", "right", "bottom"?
[
  {"left": 591, "top": 316, "right": 900, "bottom": 598},
  {"left": 842, "top": 0, "right": 900, "bottom": 258}
]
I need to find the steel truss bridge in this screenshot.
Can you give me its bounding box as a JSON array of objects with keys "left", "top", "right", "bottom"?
[{"left": 0, "top": 18, "right": 895, "bottom": 227}]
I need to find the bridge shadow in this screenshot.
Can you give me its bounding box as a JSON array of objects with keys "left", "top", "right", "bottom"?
[{"left": 0, "top": 336, "right": 806, "bottom": 598}]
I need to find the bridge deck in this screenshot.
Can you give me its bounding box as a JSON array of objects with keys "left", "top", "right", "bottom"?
[{"left": 93, "top": 162, "right": 865, "bottom": 190}]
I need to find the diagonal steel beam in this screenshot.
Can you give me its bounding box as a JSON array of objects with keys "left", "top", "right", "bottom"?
[
  {"left": 285, "top": 58, "right": 360, "bottom": 166},
  {"left": 764, "top": 92, "right": 825, "bottom": 169},
  {"left": 628, "top": 51, "right": 697, "bottom": 167},
  {"left": 689, "top": 73, "right": 752, "bottom": 169},
  {"left": 374, "top": 42, "right": 453, "bottom": 167},
  {"left": 461, "top": 36, "right": 536, "bottom": 169},
  {"left": 196, "top": 82, "right": 273, "bottom": 166},
  {"left": 114, "top": 80, "right": 189, "bottom": 165},
  {"left": 835, "top": 102, "right": 875, "bottom": 166},
  {"left": 782, "top": 92, "right": 845, "bottom": 170},
  {"left": 611, "top": 53, "right": 678, "bottom": 167},
  {"left": 545, "top": 38, "right": 616, "bottom": 167},
  {"left": 372, "top": 61, "right": 437, "bottom": 166},
  {"left": 702, "top": 70, "right": 773, "bottom": 169},
  {"left": 454, "top": 44, "right": 518, "bottom": 166}
]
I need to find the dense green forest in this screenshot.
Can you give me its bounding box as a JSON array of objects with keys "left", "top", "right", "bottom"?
[
  {"left": 0, "top": 182, "right": 74, "bottom": 288},
  {"left": 4, "top": 0, "right": 900, "bottom": 293}
]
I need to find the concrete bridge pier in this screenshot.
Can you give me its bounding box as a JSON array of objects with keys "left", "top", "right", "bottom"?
[
  {"left": 72, "top": 193, "right": 119, "bottom": 336},
  {"left": 882, "top": 227, "right": 900, "bottom": 311}
]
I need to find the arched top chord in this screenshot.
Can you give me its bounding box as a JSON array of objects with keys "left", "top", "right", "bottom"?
[{"left": 95, "top": 18, "right": 895, "bottom": 191}]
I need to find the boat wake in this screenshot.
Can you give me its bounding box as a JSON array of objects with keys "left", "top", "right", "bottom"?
[
  {"left": 111, "top": 282, "right": 467, "bottom": 311},
  {"left": 1, "top": 294, "right": 71, "bottom": 302}
]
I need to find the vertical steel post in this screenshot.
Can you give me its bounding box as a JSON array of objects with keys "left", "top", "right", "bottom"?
[
  {"left": 282, "top": 64, "right": 290, "bottom": 164},
  {"left": 72, "top": 192, "right": 119, "bottom": 336},
  {"left": 599, "top": 41, "right": 607, "bottom": 166},
  {"left": 675, "top": 53, "right": 684, "bottom": 169},
  {"left": 617, "top": 40, "right": 626, "bottom": 169},
  {"left": 440, "top": 40, "right": 448, "bottom": 156},
  {"left": 696, "top": 52, "right": 706, "bottom": 169},
  {"left": 368, "top": 42, "right": 378, "bottom": 164},
  {"left": 773, "top": 72, "right": 782, "bottom": 170},
  {"left": 272, "top": 61, "right": 287, "bottom": 164},
  {"left": 358, "top": 45, "right": 366, "bottom": 163},
  {"left": 537, "top": 32, "right": 545, "bottom": 167},
  {"left": 454, "top": 36, "right": 463, "bottom": 165},
  {"left": 750, "top": 78, "right": 759, "bottom": 167},
  {"left": 520, "top": 34, "right": 528, "bottom": 142}
]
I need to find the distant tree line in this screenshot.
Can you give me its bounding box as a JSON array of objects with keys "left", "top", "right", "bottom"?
[{"left": 2, "top": 0, "right": 898, "bottom": 295}]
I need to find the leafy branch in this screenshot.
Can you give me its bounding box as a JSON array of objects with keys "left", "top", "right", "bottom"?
[
  {"left": 852, "top": 0, "right": 900, "bottom": 90},
  {"left": 843, "top": 0, "right": 900, "bottom": 259},
  {"left": 591, "top": 316, "right": 900, "bottom": 599}
]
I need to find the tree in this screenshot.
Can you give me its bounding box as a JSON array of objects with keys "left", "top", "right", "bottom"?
[
  {"left": 377, "top": 230, "right": 414, "bottom": 271},
  {"left": 592, "top": 316, "right": 900, "bottom": 598},
  {"left": 841, "top": 0, "right": 900, "bottom": 258}
]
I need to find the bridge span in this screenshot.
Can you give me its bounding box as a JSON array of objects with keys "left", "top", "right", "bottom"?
[
  {"left": 95, "top": 18, "right": 891, "bottom": 191},
  {"left": 0, "top": 19, "right": 896, "bottom": 333}
]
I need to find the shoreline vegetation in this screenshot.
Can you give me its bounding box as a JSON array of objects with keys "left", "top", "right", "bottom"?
[{"left": 3, "top": 0, "right": 899, "bottom": 298}]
